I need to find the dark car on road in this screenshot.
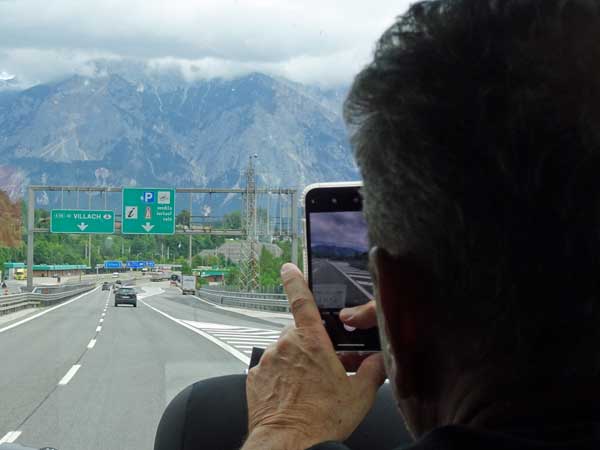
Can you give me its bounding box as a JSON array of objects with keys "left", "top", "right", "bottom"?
[
  {"left": 114, "top": 287, "right": 137, "bottom": 307},
  {"left": 102, "top": 282, "right": 111, "bottom": 291}
]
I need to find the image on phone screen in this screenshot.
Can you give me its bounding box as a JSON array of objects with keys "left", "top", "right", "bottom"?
[{"left": 310, "top": 211, "right": 372, "bottom": 309}]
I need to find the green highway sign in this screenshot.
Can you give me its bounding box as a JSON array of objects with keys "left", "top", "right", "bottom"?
[
  {"left": 51, "top": 209, "right": 115, "bottom": 234},
  {"left": 121, "top": 188, "right": 175, "bottom": 235}
]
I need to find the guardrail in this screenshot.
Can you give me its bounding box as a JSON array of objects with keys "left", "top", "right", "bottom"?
[
  {"left": 0, "top": 284, "right": 96, "bottom": 316},
  {"left": 196, "top": 288, "right": 290, "bottom": 313}
]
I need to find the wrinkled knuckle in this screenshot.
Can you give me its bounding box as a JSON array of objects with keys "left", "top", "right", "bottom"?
[
  {"left": 299, "top": 332, "right": 321, "bottom": 352},
  {"left": 282, "top": 276, "right": 296, "bottom": 289},
  {"left": 259, "top": 346, "right": 275, "bottom": 365},
  {"left": 290, "top": 296, "right": 312, "bottom": 315},
  {"left": 276, "top": 334, "right": 293, "bottom": 353}
]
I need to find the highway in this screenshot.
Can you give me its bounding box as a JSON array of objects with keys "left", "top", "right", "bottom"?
[
  {"left": 312, "top": 258, "right": 374, "bottom": 308},
  {"left": 0, "top": 280, "right": 286, "bottom": 450}
]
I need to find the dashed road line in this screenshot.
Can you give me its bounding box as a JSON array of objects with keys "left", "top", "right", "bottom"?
[
  {"left": 87, "top": 339, "right": 96, "bottom": 349},
  {"left": 0, "top": 431, "right": 22, "bottom": 444},
  {"left": 58, "top": 364, "right": 81, "bottom": 385},
  {"left": 96, "top": 326, "right": 102, "bottom": 332}
]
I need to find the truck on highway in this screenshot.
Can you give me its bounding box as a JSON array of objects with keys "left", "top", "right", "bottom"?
[{"left": 181, "top": 275, "right": 196, "bottom": 295}]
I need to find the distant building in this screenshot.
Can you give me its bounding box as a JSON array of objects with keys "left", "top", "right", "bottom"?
[
  {"left": 198, "top": 240, "right": 283, "bottom": 264},
  {"left": 197, "top": 269, "right": 228, "bottom": 284}
]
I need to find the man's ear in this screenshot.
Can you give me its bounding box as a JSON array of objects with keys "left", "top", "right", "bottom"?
[{"left": 371, "top": 247, "right": 428, "bottom": 399}]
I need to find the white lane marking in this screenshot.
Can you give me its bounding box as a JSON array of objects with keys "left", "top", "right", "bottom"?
[
  {"left": 180, "top": 321, "right": 280, "bottom": 355},
  {"left": 87, "top": 339, "right": 96, "bottom": 349},
  {"left": 58, "top": 364, "right": 81, "bottom": 385},
  {"left": 328, "top": 261, "right": 373, "bottom": 299},
  {"left": 96, "top": 326, "right": 102, "bottom": 332},
  {"left": 210, "top": 330, "right": 281, "bottom": 336},
  {"left": 179, "top": 321, "right": 242, "bottom": 330},
  {"left": 210, "top": 332, "right": 280, "bottom": 338},
  {"left": 0, "top": 431, "right": 22, "bottom": 443},
  {"left": 99, "top": 318, "right": 104, "bottom": 323},
  {"left": 0, "top": 287, "right": 100, "bottom": 334},
  {"left": 139, "top": 300, "right": 250, "bottom": 365},
  {"left": 137, "top": 287, "right": 164, "bottom": 299},
  {"left": 216, "top": 337, "right": 278, "bottom": 342},
  {"left": 102, "top": 312, "right": 106, "bottom": 317}
]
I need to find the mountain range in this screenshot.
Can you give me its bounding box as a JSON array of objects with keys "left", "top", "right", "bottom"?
[{"left": 0, "top": 61, "right": 358, "bottom": 211}]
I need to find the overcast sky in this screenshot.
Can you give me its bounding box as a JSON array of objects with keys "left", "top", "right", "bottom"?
[
  {"left": 0, "top": 0, "right": 412, "bottom": 88},
  {"left": 311, "top": 211, "right": 369, "bottom": 251}
]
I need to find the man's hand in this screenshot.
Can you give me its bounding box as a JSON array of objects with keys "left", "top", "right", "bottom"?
[{"left": 243, "top": 264, "right": 386, "bottom": 450}]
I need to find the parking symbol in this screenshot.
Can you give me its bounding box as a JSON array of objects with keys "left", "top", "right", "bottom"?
[
  {"left": 125, "top": 206, "right": 138, "bottom": 219},
  {"left": 140, "top": 192, "right": 155, "bottom": 203}
]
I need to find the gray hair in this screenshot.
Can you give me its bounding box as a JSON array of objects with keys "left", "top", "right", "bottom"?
[{"left": 345, "top": 0, "right": 600, "bottom": 377}]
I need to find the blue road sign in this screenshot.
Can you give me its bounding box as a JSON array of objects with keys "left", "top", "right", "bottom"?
[
  {"left": 104, "top": 261, "right": 123, "bottom": 269},
  {"left": 141, "top": 192, "right": 155, "bottom": 203},
  {"left": 126, "top": 261, "right": 145, "bottom": 269},
  {"left": 145, "top": 261, "right": 155, "bottom": 268}
]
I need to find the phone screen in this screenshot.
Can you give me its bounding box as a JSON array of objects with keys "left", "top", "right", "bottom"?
[
  {"left": 305, "top": 185, "right": 380, "bottom": 351},
  {"left": 310, "top": 211, "right": 372, "bottom": 308}
]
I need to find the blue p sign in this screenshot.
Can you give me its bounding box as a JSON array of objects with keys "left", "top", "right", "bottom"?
[{"left": 141, "top": 192, "right": 155, "bottom": 203}]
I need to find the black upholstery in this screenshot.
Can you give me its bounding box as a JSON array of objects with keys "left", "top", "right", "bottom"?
[{"left": 154, "top": 375, "right": 411, "bottom": 450}]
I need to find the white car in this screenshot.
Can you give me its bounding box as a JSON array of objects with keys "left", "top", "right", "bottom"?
[{"left": 112, "top": 272, "right": 119, "bottom": 278}]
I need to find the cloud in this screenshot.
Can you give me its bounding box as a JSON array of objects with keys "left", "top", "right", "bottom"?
[{"left": 0, "top": 0, "right": 410, "bottom": 87}]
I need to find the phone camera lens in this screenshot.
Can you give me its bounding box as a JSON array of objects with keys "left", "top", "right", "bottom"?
[
  {"left": 311, "top": 199, "right": 316, "bottom": 204},
  {"left": 332, "top": 198, "right": 337, "bottom": 204}
]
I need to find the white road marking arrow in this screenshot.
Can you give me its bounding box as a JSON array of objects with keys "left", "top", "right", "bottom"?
[
  {"left": 142, "top": 222, "right": 155, "bottom": 232},
  {"left": 77, "top": 222, "right": 88, "bottom": 231}
]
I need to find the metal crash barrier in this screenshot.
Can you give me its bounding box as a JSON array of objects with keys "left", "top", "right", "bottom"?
[
  {"left": 196, "top": 288, "right": 290, "bottom": 313},
  {"left": 0, "top": 283, "right": 96, "bottom": 316}
]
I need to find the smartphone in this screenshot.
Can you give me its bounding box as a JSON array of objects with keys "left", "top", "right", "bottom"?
[{"left": 302, "top": 182, "right": 381, "bottom": 351}]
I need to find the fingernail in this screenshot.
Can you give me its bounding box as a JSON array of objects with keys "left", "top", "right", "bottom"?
[
  {"left": 340, "top": 307, "right": 358, "bottom": 322},
  {"left": 280, "top": 263, "right": 297, "bottom": 280}
]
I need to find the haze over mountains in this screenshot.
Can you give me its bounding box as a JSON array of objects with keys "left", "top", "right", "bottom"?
[{"left": 0, "top": 61, "right": 357, "bottom": 206}]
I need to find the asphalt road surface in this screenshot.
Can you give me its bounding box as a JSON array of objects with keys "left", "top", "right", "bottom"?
[
  {"left": 312, "top": 258, "right": 373, "bottom": 308},
  {"left": 0, "top": 281, "right": 285, "bottom": 450}
]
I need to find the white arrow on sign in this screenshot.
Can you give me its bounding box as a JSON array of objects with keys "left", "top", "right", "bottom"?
[
  {"left": 77, "top": 223, "right": 88, "bottom": 231},
  {"left": 142, "top": 222, "right": 155, "bottom": 232}
]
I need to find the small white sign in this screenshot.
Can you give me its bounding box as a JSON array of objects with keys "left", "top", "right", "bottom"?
[
  {"left": 157, "top": 191, "right": 171, "bottom": 204},
  {"left": 125, "top": 206, "right": 138, "bottom": 219}
]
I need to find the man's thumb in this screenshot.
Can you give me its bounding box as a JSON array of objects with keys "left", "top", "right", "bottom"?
[
  {"left": 339, "top": 300, "right": 378, "bottom": 329},
  {"left": 353, "top": 353, "right": 387, "bottom": 396}
]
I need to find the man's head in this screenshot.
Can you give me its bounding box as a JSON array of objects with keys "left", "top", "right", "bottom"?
[{"left": 345, "top": 0, "right": 600, "bottom": 435}]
